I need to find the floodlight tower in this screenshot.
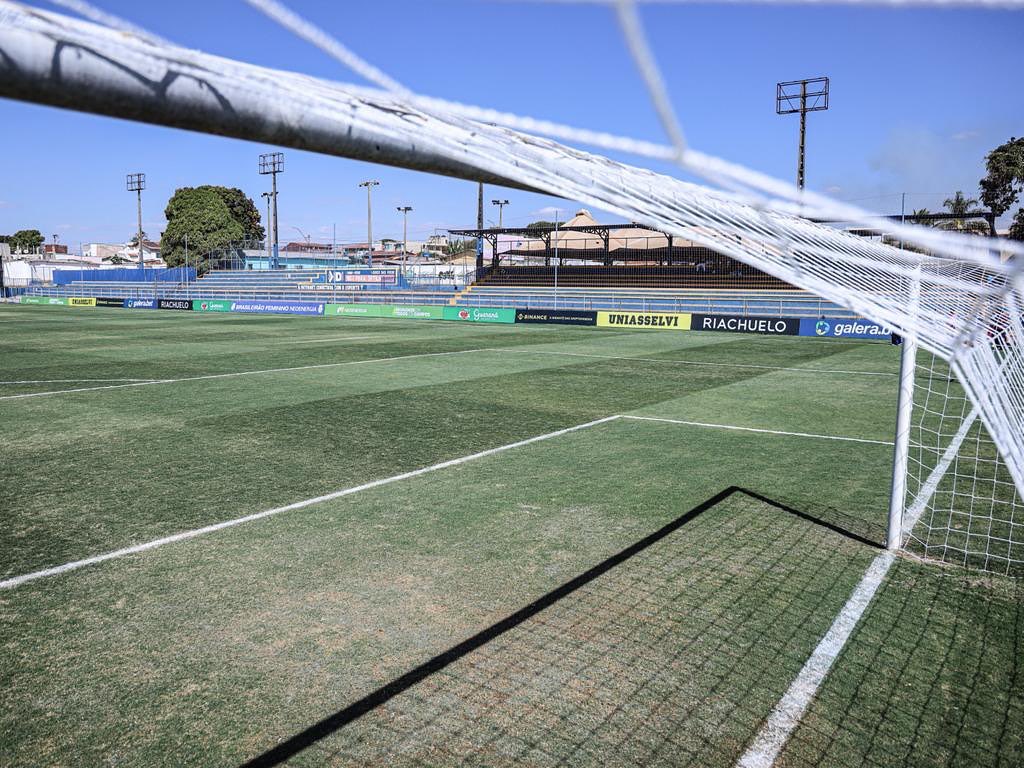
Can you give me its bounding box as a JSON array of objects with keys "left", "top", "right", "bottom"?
[
  {"left": 261, "top": 192, "right": 272, "bottom": 267},
  {"left": 258, "top": 152, "right": 283, "bottom": 268},
  {"left": 359, "top": 180, "right": 380, "bottom": 267},
  {"left": 491, "top": 199, "right": 509, "bottom": 228},
  {"left": 126, "top": 173, "right": 145, "bottom": 269},
  {"left": 397, "top": 205, "right": 413, "bottom": 272},
  {"left": 775, "top": 77, "right": 829, "bottom": 190}
]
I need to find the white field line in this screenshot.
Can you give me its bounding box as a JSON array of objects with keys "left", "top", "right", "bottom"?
[
  {"left": 736, "top": 551, "right": 896, "bottom": 768},
  {"left": 0, "top": 378, "right": 159, "bottom": 384},
  {"left": 621, "top": 415, "right": 894, "bottom": 446},
  {"left": 0, "top": 415, "right": 622, "bottom": 590},
  {"left": 494, "top": 348, "right": 897, "bottom": 377},
  {"left": 0, "top": 348, "right": 497, "bottom": 401}
]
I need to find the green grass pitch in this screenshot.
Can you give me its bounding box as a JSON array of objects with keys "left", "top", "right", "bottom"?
[{"left": 1, "top": 304, "right": 1021, "bottom": 767}]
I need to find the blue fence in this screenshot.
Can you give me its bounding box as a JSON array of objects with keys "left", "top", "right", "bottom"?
[{"left": 53, "top": 267, "right": 195, "bottom": 285}]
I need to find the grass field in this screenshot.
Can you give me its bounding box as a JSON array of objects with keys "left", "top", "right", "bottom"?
[{"left": 1, "top": 304, "right": 1021, "bottom": 767}]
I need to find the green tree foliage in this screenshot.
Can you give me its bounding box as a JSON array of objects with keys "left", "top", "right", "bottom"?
[
  {"left": 980, "top": 136, "right": 1024, "bottom": 241},
  {"left": 910, "top": 208, "right": 932, "bottom": 224},
  {"left": 526, "top": 220, "right": 556, "bottom": 230},
  {"left": 939, "top": 191, "right": 988, "bottom": 234},
  {"left": 10, "top": 229, "right": 44, "bottom": 254},
  {"left": 213, "top": 186, "right": 265, "bottom": 242},
  {"left": 128, "top": 231, "right": 148, "bottom": 246},
  {"left": 162, "top": 187, "right": 245, "bottom": 273}
]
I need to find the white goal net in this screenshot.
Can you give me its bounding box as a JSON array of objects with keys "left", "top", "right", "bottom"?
[{"left": 1, "top": 0, "right": 1022, "bottom": 573}]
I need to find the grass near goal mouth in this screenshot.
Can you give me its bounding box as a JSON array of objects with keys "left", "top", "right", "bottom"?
[{"left": 1, "top": 305, "right": 1021, "bottom": 768}]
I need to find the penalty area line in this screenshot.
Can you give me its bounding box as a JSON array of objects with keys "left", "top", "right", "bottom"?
[
  {"left": 621, "top": 415, "right": 893, "bottom": 446},
  {"left": 736, "top": 551, "right": 896, "bottom": 768},
  {"left": 0, "top": 415, "right": 622, "bottom": 590}
]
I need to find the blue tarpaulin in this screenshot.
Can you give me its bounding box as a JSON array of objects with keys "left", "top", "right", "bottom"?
[{"left": 53, "top": 267, "right": 195, "bottom": 285}]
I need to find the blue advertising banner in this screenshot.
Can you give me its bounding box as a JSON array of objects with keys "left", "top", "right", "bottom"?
[
  {"left": 800, "top": 318, "right": 892, "bottom": 340},
  {"left": 124, "top": 298, "right": 157, "bottom": 309},
  {"left": 228, "top": 300, "right": 324, "bottom": 315}
]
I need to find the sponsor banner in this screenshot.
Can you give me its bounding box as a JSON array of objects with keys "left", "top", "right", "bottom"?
[
  {"left": 228, "top": 300, "right": 323, "bottom": 315},
  {"left": 691, "top": 313, "right": 800, "bottom": 336},
  {"left": 157, "top": 298, "right": 193, "bottom": 311},
  {"left": 192, "top": 299, "right": 233, "bottom": 312},
  {"left": 95, "top": 297, "right": 126, "bottom": 307},
  {"left": 800, "top": 317, "right": 892, "bottom": 340},
  {"left": 19, "top": 295, "right": 64, "bottom": 305},
  {"left": 385, "top": 304, "right": 444, "bottom": 320},
  {"left": 515, "top": 309, "right": 597, "bottom": 326},
  {"left": 443, "top": 306, "right": 516, "bottom": 324},
  {"left": 325, "top": 303, "right": 384, "bottom": 317},
  {"left": 596, "top": 311, "right": 691, "bottom": 330},
  {"left": 313, "top": 268, "right": 398, "bottom": 286},
  {"left": 67, "top": 297, "right": 96, "bottom": 307},
  {"left": 124, "top": 298, "right": 157, "bottom": 309}
]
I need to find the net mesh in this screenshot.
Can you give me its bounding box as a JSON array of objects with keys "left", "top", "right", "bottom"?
[{"left": 2, "top": 0, "right": 1023, "bottom": 573}]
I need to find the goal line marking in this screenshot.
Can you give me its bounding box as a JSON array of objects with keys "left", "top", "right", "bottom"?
[
  {"left": 0, "top": 415, "right": 621, "bottom": 590},
  {"left": 736, "top": 551, "right": 896, "bottom": 768},
  {"left": 621, "top": 415, "right": 894, "bottom": 446},
  {"left": 0, "top": 348, "right": 496, "bottom": 401},
  {"left": 495, "top": 347, "right": 897, "bottom": 377}
]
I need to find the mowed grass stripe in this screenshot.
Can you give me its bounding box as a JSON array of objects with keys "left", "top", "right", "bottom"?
[
  {"left": 0, "top": 419, "right": 884, "bottom": 767},
  {"left": 2, "top": 331, "right": 896, "bottom": 576}
]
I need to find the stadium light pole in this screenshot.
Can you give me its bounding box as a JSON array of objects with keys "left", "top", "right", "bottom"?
[
  {"left": 491, "top": 199, "right": 509, "bottom": 228},
  {"left": 397, "top": 206, "right": 412, "bottom": 275},
  {"left": 260, "top": 192, "right": 272, "bottom": 269},
  {"left": 359, "top": 180, "right": 380, "bottom": 268},
  {"left": 553, "top": 208, "right": 561, "bottom": 309},
  {"left": 258, "top": 152, "right": 283, "bottom": 269},
  {"left": 776, "top": 77, "right": 829, "bottom": 190},
  {"left": 126, "top": 173, "right": 145, "bottom": 270}
]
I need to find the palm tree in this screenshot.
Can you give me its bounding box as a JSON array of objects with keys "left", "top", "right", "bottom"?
[
  {"left": 939, "top": 191, "right": 988, "bottom": 234},
  {"left": 910, "top": 207, "right": 932, "bottom": 225}
]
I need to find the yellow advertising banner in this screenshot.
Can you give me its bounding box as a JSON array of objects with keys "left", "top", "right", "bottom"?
[
  {"left": 67, "top": 297, "right": 97, "bottom": 307},
  {"left": 596, "top": 311, "right": 691, "bottom": 330}
]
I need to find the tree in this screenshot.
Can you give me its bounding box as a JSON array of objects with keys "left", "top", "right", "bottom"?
[
  {"left": 162, "top": 187, "right": 245, "bottom": 273},
  {"left": 526, "top": 220, "right": 556, "bottom": 230},
  {"left": 910, "top": 208, "right": 932, "bottom": 225},
  {"left": 10, "top": 229, "right": 44, "bottom": 254},
  {"left": 939, "top": 191, "right": 988, "bottom": 234},
  {"left": 128, "top": 231, "right": 148, "bottom": 246},
  {"left": 980, "top": 137, "right": 1024, "bottom": 241},
  {"left": 211, "top": 186, "right": 265, "bottom": 242}
]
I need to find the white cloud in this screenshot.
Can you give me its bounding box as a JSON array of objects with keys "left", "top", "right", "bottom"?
[
  {"left": 825, "top": 185, "right": 843, "bottom": 195},
  {"left": 951, "top": 130, "right": 979, "bottom": 142}
]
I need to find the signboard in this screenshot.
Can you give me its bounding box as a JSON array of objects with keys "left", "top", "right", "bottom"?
[
  {"left": 312, "top": 269, "right": 398, "bottom": 287},
  {"left": 228, "top": 300, "right": 323, "bottom": 315},
  {"left": 67, "top": 297, "right": 96, "bottom": 307},
  {"left": 385, "top": 305, "right": 443, "bottom": 320},
  {"left": 192, "top": 299, "right": 233, "bottom": 312},
  {"left": 95, "top": 297, "right": 126, "bottom": 307},
  {"left": 157, "top": 298, "right": 193, "bottom": 311},
  {"left": 515, "top": 309, "right": 597, "bottom": 326},
  {"left": 124, "top": 298, "right": 157, "bottom": 309},
  {"left": 19, "top": 295, "right": 64, "bottom": 305},
  {"left": 690, "top": 313, "right": 800, "bottom": 336},
  {"left": 799, "top": 318, "right": 892, "bottom": 340},
  {"left": 443, "top": 307, "right": 516, "bottom": 324},
  {"left": 325, "top": 303, "right": 384, "bottom": 317},
  {"left": 596, "top": 311, "right": 691, "bottom": 330}
]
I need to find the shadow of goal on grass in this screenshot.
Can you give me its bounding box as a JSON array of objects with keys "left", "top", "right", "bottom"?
[{"left": 241, "top": 486, "right": 882, "bottom": 768}]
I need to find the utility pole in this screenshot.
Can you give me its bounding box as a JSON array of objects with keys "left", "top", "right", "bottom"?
[
  {"left": 261, "top": 192, "right": 271, "bottom": 269},
  {"left": 476, "top": 182, "right": 484, "bottom": 272},
  {"left": 258, "top": 152, "right": 283, "bottom": 269},
  {"left": 397, "top": 206, "right": 413, "bottom": 276},
  {"left": 553, "top": 208, "right": 561, "bottom": 309},
  {"left": 776, "top": 77, "right": 829, "bottom": 190},
  {"left": 491, "top": 199, "right": 509, "bottom": 228},
  {"left": 359, "top": 180, "right": 380, "bottom": 268},
  {"left": 126, "top": 173, "right": 145, "bottom": 270}
]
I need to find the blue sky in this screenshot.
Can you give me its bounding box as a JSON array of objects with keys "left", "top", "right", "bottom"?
[{"left": 1, "top": 0, "right": 1022, "bottom": 248}]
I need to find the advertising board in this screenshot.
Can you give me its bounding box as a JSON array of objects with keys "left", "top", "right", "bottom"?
[
  {"left": 515, "top": 309, "right": 597, "bottom": 326},
  {"left": 443, "top": 307, "right": 516, "bottom": 324},
  {"left": 596, "top": 311, "right": 691, "bottom": 330},
  {"left": 799, "top": 318, "right": 892, "bottom": 340},
  {"left": 690, "top": 313, "right": 800, "bottom": 336}
]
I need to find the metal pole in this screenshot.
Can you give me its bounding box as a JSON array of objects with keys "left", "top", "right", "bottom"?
[
  {"left": 367, "top": 185, "right": 373, "bottom": 269},
  {"left": 476, "top": 182, "right": 484, "bottom": 271},
  {"left": 184, "top": 232, "right": 189, "bottom": 298},
  {"left": 553, "top": 209, "right": 560, "bottom": 309},
  {"left": 136, "top": 187, "right": 144, "bottom": 270},
  {"left": 887, "top": 268, "right": 921, "bottom": 550},
  {"left": 271, "top": 170, "right": 279, "bottom": 269},
  {"left": 797, "top": 80, "right": 807, "bottom": 190}
]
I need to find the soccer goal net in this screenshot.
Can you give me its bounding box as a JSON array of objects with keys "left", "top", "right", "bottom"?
[{"left": 1, "top": 0, "right": 1021, "bottom": 575}]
